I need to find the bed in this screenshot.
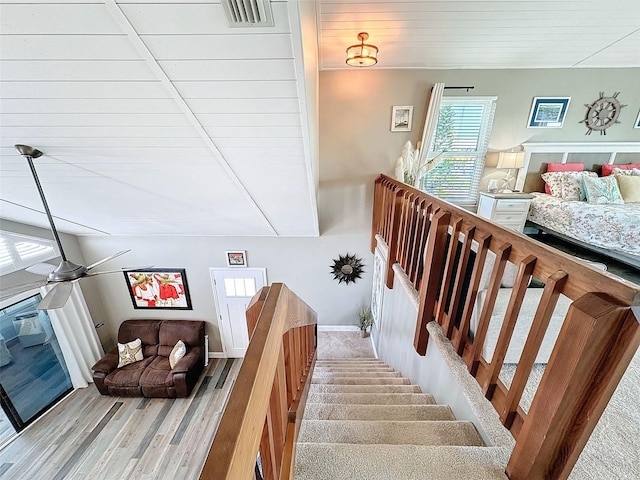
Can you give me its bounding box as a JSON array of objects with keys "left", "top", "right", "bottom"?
[{"left": 518, "top": 142, "right": 640, "bottom": 270}]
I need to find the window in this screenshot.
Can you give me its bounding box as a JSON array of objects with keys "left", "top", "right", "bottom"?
[
  {"left": 421, "top": 96, "right": 497, "bottom": 206},
  {"left": 0, "top": 231, "right": 57, "bottom": 275}
]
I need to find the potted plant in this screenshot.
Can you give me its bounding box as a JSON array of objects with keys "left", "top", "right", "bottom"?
[{"left": 357, "top": 307, "right": 373, "bottom": 338}]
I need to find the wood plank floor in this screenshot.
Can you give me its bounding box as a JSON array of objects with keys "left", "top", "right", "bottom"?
[{"left": 0, "top": 358, "right": 240, "bottom": 480}]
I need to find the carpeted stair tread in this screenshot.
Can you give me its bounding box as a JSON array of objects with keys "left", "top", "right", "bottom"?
[
  {"left": 298, "top": 419, "right": 483, "bottom": 446},
  {"left": 304, "top": 403, "right": 455, "bottom": 421},
  {"left": 316, "top": 359, "right": 381, "bottom": 363},
  {"left": 313, "top": 366, "right": 395, "bottom": 374},
  {"left": 312, "top": 377, "right": 411, "bottom": 385},
  {"left": 309, "top": 384, "right": 421, "bottom": 394},
  {"left": 306, "top": 392, "right": 436, "bottom": 405},
  {"left": 294, "top": 443, "right": 509, "bottom": 480},
  {"left": 312, "top": 371, "right": 402, "bottom": 378}
]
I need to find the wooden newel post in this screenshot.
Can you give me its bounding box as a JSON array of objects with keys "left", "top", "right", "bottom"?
[{"left": 506, "top": 292, "right": 640, "bottom": 480}]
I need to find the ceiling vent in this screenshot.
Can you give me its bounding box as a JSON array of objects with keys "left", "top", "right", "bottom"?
[{"left": 221, "top": 0, "right": 274, "bottom": 27}]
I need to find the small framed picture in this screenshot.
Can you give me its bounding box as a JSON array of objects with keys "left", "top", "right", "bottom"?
[
  {"left": 635, "top": 109, "right": 640, "bottom": 129},
  {"left": 225, "top": 250, "right": 247, "bottom": 267},
  {"left": 123, "top": 268, "right": 192, "bottom": 310},
  {"left": 391, "top": 105, "right": 413, "bottom": 132},
  {"left": 527, "top": 97, "right": 571, "bottom": 128}
]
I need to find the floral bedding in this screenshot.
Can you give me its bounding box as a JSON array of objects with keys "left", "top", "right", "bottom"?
[{"left": 527, "top": 193, "right": 640, "bottom": 258}]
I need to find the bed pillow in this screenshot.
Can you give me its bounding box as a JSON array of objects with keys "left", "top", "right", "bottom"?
[
  {"left": 616, "top": 176, "right": 640, "bottom": 203},
  {"left": 560, "top": 171, "right": 597, "bottom": 201},
  {"left": 612, "top": 167, "right": 640, "bottom": 176},
  {"left": 541, "top": 172, "right": 565, "bottom": 197},
  {"left": 582, "top": 175, "right": 624, "bottom": 205},
  {"left": 541, "top": 171, "right": 595, "bottom": 200},
  {"left": 602, "top": 163, "right": 640, "bottom": 176},
  {"left": 544, "top": 163, "right": 585, "bottom": 194}
]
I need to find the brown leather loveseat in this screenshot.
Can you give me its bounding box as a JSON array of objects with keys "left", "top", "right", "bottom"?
[{"left": 92, "top": 319, "right": 205, "bottom": 398}]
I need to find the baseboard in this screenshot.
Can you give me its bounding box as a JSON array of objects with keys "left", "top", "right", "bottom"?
[
  {"left": 208, "top": 352, "right": 227, "bottom": 359},
  {"left": 317, "top": 325, "right": 359, "bottom": 332}
]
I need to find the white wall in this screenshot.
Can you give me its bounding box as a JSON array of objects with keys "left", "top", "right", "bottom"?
[{"left": 79, "top": 232, "right": 374, "bottom": 353}]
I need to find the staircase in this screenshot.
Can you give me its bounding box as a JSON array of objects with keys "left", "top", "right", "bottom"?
[{"left": 294, "top": 359, "right": 509, "bottom": 480}]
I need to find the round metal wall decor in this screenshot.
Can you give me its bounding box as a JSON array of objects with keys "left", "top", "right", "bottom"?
[
  {"left": 330, "top": 253, "right": 365, "bottom": 285},
  {"left": 580, "top": 91, "right": 626, "bottom": 135}
]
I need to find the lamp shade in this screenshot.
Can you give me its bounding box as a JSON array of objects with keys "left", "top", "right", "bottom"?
[
  {"left": 346, "top": 32, "right": 378, "bottom": 67},
  {"left": 496, "top": 151, "right": 525, "bottom": 169}
]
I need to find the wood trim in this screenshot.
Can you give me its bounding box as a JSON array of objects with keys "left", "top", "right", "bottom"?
[{"left": 201, "top": 283, "right": 317, "bottom": 480}]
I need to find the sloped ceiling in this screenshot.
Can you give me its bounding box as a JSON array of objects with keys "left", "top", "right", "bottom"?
[
  {"left": 1, "top": 1, "right": 639, "bottom": 238},
  {"left": 0, "top": 0, "right": 319, "bottom": 237}
]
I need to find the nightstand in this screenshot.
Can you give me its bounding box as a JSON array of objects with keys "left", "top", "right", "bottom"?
[{"left": 477, "top": 192, "right": 534, "bottom": 232}]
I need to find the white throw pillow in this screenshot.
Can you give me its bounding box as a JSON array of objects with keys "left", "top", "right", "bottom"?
[
  {"left": 559, "top": 171, "right": 597, "bottom": 201},
  {"left": 169, "top": 340, "right": 186, "bottom": 369},
  {"left": 117, "top": 338, "right": 143, "bottom": 368}
]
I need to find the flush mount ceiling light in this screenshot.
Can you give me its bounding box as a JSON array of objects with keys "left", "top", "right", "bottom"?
[{"left": 346, "top": 32, "right": 378, "bottom": 67}]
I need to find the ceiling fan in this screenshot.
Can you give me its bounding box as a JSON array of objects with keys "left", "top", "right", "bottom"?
[{"left": 0, "top": 145, "right": 130, "bottom": 310}]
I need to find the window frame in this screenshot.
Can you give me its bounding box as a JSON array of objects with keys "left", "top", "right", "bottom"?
[{"left": 422, "top": 96, "right": 497, "bottom": 206}]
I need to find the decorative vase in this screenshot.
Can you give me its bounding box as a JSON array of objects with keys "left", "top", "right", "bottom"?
[{"left": 360, "top": 330, "right": 369, "bottom": 338}]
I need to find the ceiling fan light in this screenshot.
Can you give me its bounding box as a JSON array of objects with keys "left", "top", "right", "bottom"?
[{"left": 346, "top": 32, "right": 378, "bottom": 67}]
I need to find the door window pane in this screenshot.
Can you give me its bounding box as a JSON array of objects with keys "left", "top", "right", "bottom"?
[{"left": 0, "top": 294, "right": 73, "bottom": 433}]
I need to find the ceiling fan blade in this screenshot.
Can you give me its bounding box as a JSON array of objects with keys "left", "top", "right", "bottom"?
[
  {"left": 38, "top": 282, "right": 73, "bottom": 310},
  {"left": 84, "top": 265, "right": 154, "bottom": 278},
  {"left": 0, "top": 280, "right": 49, "bottom": 301},
  {"left": 85, "top": 250, "right": 131, "bottom": 271},
  {"left": 25, "top": 262, "right": 57, "bottom": 276}
]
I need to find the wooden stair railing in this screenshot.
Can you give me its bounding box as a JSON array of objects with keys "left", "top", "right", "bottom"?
[
  {"left": 372, "top": 174, "right": 640, "bottom": 480},
  {"left": 200, "top": 283, "right": 317, "bottom": 480}
]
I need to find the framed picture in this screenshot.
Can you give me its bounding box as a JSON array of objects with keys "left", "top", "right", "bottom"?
[
  {"left": 391, "top": 105, "right": 413, "bottom": 132},
  {"left": 527, "top": 97, "right": 570, "bottom": 128},
  {"left": 635, "top": 109, "right": 640, "bottom": 129},
  {"left": 123, "top": 268, "right": 192, "bottom": 309},
  {"left": 225, "top": 250, "right": 247, "bottom": 267}
]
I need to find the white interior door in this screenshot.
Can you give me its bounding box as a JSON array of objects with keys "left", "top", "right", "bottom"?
[{"left": 210, "top": 268, "right": 266, "bottom": 358}]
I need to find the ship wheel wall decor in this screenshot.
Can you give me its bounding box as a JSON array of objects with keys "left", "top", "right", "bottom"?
[
  {"left": 330, "top": 253, "right": 365, "bottom": 285},
  {"left": 580, "top": 91, "right": 626, "bottom": 135}
]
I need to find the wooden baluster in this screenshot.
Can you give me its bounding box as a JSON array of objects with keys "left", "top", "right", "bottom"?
[
  {"left": 501, "top": 270, "right": 568, "bottom": 429},
  {"left": 397, "top": 192, "right": 413, "bottom": 269},
  {"left": 403, "top": 196, "right": 421, "bottom": 275},
  {"left": 467, "top": 243, "right": 511, "bottom": 375},
  {"left": 408, "top": 200, "right": 430, "bottom": 287},
  {"left": 283, "top": 331, "right": 293, "bottom": 406},
  {"left": 413, "top": 204, "right": 437, "bottom": 290},
  {"left": 434, "top": 219, "right": 463, "bottom": 333},
  {"left": 482, "top": 256, "right": 537, "bottom": 400},
  {"left": 289, "top": 328, "right": 300, "bottom": 401},
  {"left": 506, "top": 293, "right": 640, "bottom": 480},
  {"left": 385, "top": 187, "right": 405, "bottom": 288},
  {"left": 454, "top": 232, "right": 491, "bottom": 356},
  {"left": 371, "top": 176, "right": 384, "bottom": 253},
  {"left": 414, "top": 210, "right": 451, "bottom": 355}
]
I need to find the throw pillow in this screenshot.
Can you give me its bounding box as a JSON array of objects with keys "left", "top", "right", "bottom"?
[
  {"left": 559, "top": 171, "right": 597, "bottom": 201},
  {"left": 169, "top": 339, "right": 186, "bottom": 369},
  {"left": 117, "top": 338, "right": 143, "bottom": 368},
  {"left": 582, "top": 176, "right": 624, "bottom": 205},
  {"left": 616, "top": 176, "right": 640, "bottom": 203}
]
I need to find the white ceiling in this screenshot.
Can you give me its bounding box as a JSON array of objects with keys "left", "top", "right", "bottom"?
[{"left": 1, "top": 1, "right": 639, "bottom": 238}]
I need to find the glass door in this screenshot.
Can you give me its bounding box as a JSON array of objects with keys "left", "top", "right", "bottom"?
[{"left": 0, "top": 293, "right": 73, "bottom": 438}]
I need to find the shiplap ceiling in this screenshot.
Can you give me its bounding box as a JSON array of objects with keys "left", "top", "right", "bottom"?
[
  {"left": 318, "top": 0, "right": 640, "bottom": 69},
  {"left": 0, "top": 0, "right": 318, "bottom": 237},
  {"left": 1, "top": 1, "right": 639, "bottom": 238}
]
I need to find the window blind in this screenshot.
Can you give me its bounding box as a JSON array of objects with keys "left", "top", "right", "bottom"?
[
  {"left": 0, "top": 231, "right": 56, "bottom": 275},
  {"left": 423, "top": 97, "right": 497, "bottom": 205}
]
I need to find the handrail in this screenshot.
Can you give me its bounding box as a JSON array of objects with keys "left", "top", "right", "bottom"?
[
  {"left": 372, "top": 174, "right": 640, "bottom": 480},
  {"left": 201, "top": 283, "right": 317, "bottom": 480}
]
